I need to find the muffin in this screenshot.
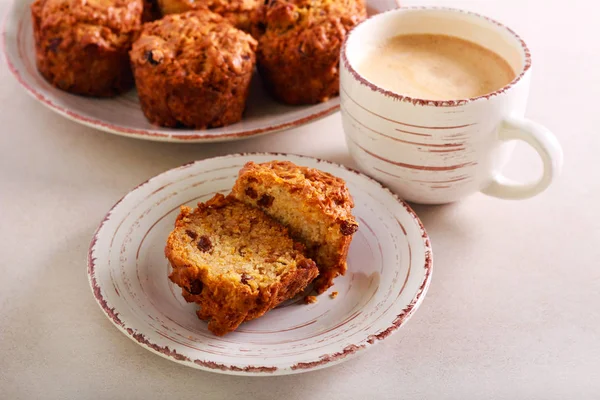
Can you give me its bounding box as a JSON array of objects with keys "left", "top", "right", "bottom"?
[
  {"left": 165, "top": 194, "right": 319, "bottom": 336},
  {"left": 231, "top": 161, "right": 358, "bottom": 293},
  {"left": 156, "top": 0, "right": 262, "bottom": 33},
  {"left": 254, "top": 0, "right": 366, "bottom": 104},
  {"left": 129, "top": 11, "right": 257, "bottom": 129},
  {"left": 31, "top": 0, "right": 143, "bottom": 97}
]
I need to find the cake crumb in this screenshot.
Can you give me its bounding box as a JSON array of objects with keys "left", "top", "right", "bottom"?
[
  {"left": 330, "top": 291, "right": 338, "bottom": 299},
  {"left": 304, "top": 295, "right": 318, "bottom": 304}
]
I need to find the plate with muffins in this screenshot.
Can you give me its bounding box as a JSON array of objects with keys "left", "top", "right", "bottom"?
[
  {"left": 2, "top": 0, "right": 398, "bottom": 142},
  {"left": 87, "top": 153, "right": 432, "bottom": 375}
]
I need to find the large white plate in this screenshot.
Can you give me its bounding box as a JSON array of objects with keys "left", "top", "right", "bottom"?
[
  {"left": 2, "top": 0, "right": 398, "bottom": 142},
  {"left": 87, "top": 153, "right": 432, "bottom": 375}
]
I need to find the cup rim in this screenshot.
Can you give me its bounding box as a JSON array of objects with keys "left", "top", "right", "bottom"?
[{"left": 340, "top": 6, "right": 532, "bottom": 107}]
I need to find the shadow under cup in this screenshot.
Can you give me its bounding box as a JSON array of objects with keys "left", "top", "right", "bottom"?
[{"left": 340, "top": 8, "right": 552, "bottom": 204}]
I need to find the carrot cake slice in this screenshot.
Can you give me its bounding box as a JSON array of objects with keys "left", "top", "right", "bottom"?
[{"left": 165, "top": 193, "right": 318, "bottom": 336}]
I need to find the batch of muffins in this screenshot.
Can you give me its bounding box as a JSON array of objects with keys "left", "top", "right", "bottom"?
[
  {"left": 31, "top": 0, "right": 367, "bottom": 129},
  {"left": 166, "top": 161, "right": 358, "bottom": 335}
]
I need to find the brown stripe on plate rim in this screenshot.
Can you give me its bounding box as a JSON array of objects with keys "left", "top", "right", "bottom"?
[{"left": 358, "top": 216, "right": 385, "bottom": 266}]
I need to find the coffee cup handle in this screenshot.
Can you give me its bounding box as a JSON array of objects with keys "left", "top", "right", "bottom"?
[{"left": 481, "top": 115, "right": 563, "bottom": 200}]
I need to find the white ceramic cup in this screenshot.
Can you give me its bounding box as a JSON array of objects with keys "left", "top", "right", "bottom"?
[{"left": 340, "top": 7, "right": 563, "bottom": 204}]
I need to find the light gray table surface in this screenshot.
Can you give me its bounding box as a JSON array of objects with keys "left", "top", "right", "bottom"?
[{"left": 1, "top": 0, "right": 598, "bottom": 398}]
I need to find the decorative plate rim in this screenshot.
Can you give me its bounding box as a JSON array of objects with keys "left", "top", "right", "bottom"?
[
  {"left": 86, "top": 152, "right": 433, "bottom": 375},
  {"left": 0, "top": 0, "right": 340, "bottom": 143}
]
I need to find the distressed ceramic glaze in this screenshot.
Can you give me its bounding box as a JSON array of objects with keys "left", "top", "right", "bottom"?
[
  {"left": 340, "top": 7, "right": 563, "bottom": 204},
  {"left": 2, "top": 0, "right": 397, "bottom": 143},
  {"left": 87, "top": 153, "right": 432, "bottom": 375}
]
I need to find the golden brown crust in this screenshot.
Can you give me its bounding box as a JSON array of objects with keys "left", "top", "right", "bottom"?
[
  {"left": 231, "top": 161, "right": 358, "bottom": 293},
  {"left": 254, "top": 0, "right": 366, "bottom": 104},
  {"left": 130, "top": 11, "right": 257, "bottom": 129},
  {"left": 238, "top": 160, "right": 355, "bottom": 217},
  {"left": 165, "top": 194, "right": 318, "bottom": 336},
  {"left": 156, "top": 0, "right": 262, "bottom": 33},
  {"left": 31, "top": 0, "right": 142, "bottom": 97}
]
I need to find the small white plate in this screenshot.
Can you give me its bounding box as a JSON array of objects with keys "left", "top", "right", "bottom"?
[
  {"left": 87, "top": 153, "right": 432, "bottom": 375},
  {"left": 2, "top": 0, "right": 398, "bottom": 143}
]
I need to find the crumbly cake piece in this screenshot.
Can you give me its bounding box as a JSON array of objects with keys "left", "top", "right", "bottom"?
[
  {"left": 231, "top": 161, "right": 358, "bottom": 293},
  {"left": 253, "top": 0, "right": 366, "bottom": 104},
  {"left": 31, "top": 0, "right": 142, "bottom": 96},
  {"left": 156, "top": 0, "right": 262, "bottom": 33},
  {"left": 129, "top": 11, "right": 257, "bottom": 128},
  {"left": 165, "top": 194, "right": 318, "bottom": 336}
]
